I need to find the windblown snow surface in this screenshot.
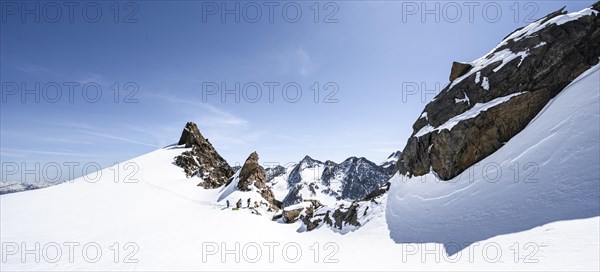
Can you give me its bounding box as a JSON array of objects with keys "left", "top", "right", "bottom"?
[
  {"left": 1, "top": 67, "right": 599, "bottom": 272},
  {"left": 387, "top": 63, "right": 600, "bottom": 263}
]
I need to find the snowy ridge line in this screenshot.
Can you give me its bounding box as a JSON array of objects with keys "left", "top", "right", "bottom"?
[
  {"left": 448, "top": 6, "right": 599, "bottom": 90},
  {"left": 414, "top": 92, "right": 527, "bottom": 137},
  {"left": 526, "top": 58, "right": 600, "bottom": 127}
]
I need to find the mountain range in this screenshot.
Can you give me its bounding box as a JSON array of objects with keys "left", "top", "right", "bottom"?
[{"left": 1, "top": 3, "right": 599, "bottom": 270}]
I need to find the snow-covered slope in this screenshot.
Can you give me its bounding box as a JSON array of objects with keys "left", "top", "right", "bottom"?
[
  {"left": 387, "top": 62, "right": 600, "bottom": 255},
  {"left": 2, "top": 66, "right": 598, "bottom": 269},
  {"left": 1, "top": 143, "right": 598, "bottom": 270}
]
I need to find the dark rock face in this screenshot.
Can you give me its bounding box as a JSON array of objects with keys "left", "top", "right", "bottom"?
[
  {"left": 362, "top": 182, "right": 391, "bottom": 201},
  {"left": 173, "top": 122, "right": 234, "bottom": 188},
  {"left": 329, "top": 157, "right": 390, "bottom": 200},
  {"left": 287, "top": 156, "right": 323, "bottom": 186},
  {"left": 282, "top": 155, "right": 392, "bottom": 207},
  {"left": 265, "top": 165, "right": 286, "bottom": 182},
  {"left": 449, "top": 62, "right": 473, "bottom": 81},
  {"left": 178, "top": 122, "right": 204, "bottom": 148},
  {"left": 331, "top": 202, "right": 361, "bottom": 230},
  {"left": 380, "top": 151, "right": 401, "bottom": 175},
  {"left": 282, "top": 184, "right": 304, "bottom": 207},
  {"left": 397, "top": 5, "right": 600, "bottom": 180}
]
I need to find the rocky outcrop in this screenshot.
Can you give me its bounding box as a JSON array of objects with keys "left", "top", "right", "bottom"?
[
  {"left": 331, "top": 202, "right": 361, "bottom": 230},
  {"left": 280, "top": 200, "right": 324, "bottom": 230},
  {"left": 233, "top": 151, "right": 281, "bottom": 209},
  {"left": 173, "top": 122, "right": 234, "bottom": 188},
  {"left": 282, "top": 207, "right": 304, "bottom": 223},
  {"left": 277, "top": 197, "right": 380, "bottom": 233},
  {"left": 178, "top": 121, "right": 204, "bottom": 148},
  {"left": 397, "top": 4, "right": 600, "bottom": 180},
  {"left": 362, "top": 182, "right": 391, "bottom": 201},
  {"left": 449, "top": 62, "right": 472, "bottom": 81},
  {"left": 237, "top": 152, "right": 266, "bottom": 191}
]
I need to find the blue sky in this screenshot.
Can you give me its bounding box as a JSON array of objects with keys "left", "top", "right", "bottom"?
[{"left": 1, "top": 0, "right": 595, "bottom": 182}]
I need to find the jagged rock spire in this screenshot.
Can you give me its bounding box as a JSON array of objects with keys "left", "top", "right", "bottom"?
[
  {"left": 236, "top": 151, "right": 281, "bottom": 209},
  {"left": 177, "top": 122, "right": 205, "bottom": 148},
  {"left": 173, "top": 122, "right": 234, "bottom": 189}
]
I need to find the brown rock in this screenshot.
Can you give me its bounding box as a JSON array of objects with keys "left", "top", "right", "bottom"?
[
  {"left": 235, "top": 151, "right": 281, "bottom": 209},
  {"left": 173, "top": 122, "right": 234, "bottom": 188},
  {"left": 449, "top": 62, "right": 472, "bottom": 81},
  {"left": 178, "top": 122, "right": 204, "bottom": 148},
  {"left": 397, "top": 5, "right": 600, "bottom": 180},
  {"left": 237, "top": 152, "right": 266, "bottom": 191},
  {"left": 283, "top": 207, "right": 304, "bottom": 223}
]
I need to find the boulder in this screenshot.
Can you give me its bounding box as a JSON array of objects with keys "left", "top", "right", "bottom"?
[{"left": 283, "top": 207, "right": 304, "bottom": 223}]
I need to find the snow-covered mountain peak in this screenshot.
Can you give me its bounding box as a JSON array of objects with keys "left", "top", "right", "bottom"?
[
  {"left": 298, "top": 155, "right": 323, "bottom": 167},
  {"left": 380, "top": 150, "right": 402, "bottom": 175}
]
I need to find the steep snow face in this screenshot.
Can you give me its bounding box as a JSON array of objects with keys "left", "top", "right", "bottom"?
[
  {"left": 287, "top": 156, "right": 324, "bottom": 187},
  {"left": 265, "top": 165, "right": 293, "bottom": 200},
  {"left": 387, "top": 63, "right": 600, "bottom": 255}
]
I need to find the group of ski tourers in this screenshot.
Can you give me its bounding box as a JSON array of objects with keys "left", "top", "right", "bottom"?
[{"left": 225, "top": 198, "right": 252, "bottom": 209}]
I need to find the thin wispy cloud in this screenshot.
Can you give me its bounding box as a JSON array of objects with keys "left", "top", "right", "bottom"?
[
  {"left": 197, "top": 103, "right": 249, "bottom": 128},
  {"left": 270, "top": 47, "right": 318, "bottom": 77},
  {"left": 76, "top": 72, "right": 107, "bottom": 85},
  {"left": 51, "top": 121, "right": 98, "bottom": 131},
  {"left": 144, "top": 92, "right": 266, "bottom": 151},
  {"left": 16, "top": 63, "right": 50, "bottom": 75},
  {"left": 0, "top": 148, "right": 92, "bottom": 158},
  {"left": 80, "top": 131, "right": 158, "bottom": 148},
  {"left": 295, "top": 48, "right": 315, "bottom": 77},
  {"left": 145, "top": 93, "right": 249, "bottom": 128}
]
